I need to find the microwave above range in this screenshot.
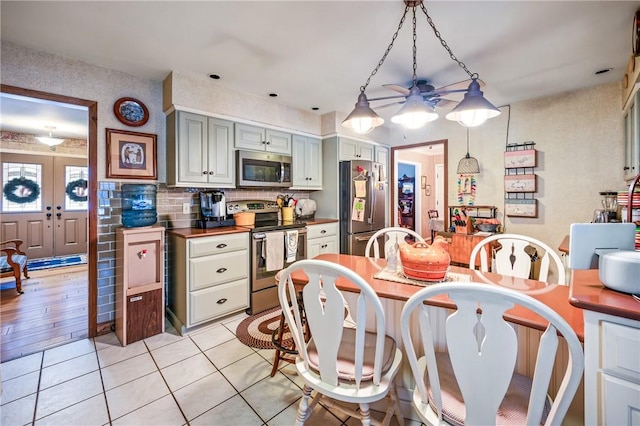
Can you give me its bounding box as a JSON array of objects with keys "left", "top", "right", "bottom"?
[{"left": 236, "top": 150, "right": 292, "bottom": 188}]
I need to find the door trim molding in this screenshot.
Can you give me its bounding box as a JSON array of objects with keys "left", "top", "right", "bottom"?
[{"left": 1, "top": 84, "right": 98, "bottom": 337}]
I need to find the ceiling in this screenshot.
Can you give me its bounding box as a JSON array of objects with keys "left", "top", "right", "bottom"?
[{"left": 1, "top": 1, "right": 638, "bottom": 139}]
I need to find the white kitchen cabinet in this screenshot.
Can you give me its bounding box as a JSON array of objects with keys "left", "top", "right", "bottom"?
[
  {"left": 375, "top": 144, "right": 389, "bottom": 182},
  {"left": 166, "top": 111, "right": 234, "bottom": 188},
  {"left": 624, "top": 91, "right": 640, "bottom": 181},
  {"left": 168, "top": 231, "right": 249, "bottom": 334},
  {"left": 584, "top": 310, "right": 640, "bottom": 425},
  {"left": 292, "top": 135, "right": 322, "bottom": 189},
  {"left": 306, "top": 222, "right": 339, "bottom": 258},
  {"left": 235, "top": 123, "right": 292, "bottom": 155},
  {"left": 339, "top": 137, "right": 374, "bottom": 161}
]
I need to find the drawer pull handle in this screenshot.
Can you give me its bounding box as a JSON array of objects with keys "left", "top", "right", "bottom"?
[
  {"left": 320, "top": 230, "right": 326, "bottom": 234},
  {"left": 216, "top": 268, "right": 227, "bottom": 273},
  {"left": 217, "top": 298, "right": 227, "bottom": 304},
  {"left": 216, "top": 243, "right": 227, "bottom": 249},
  {"left": 130, "top": 296, "right": 142, "bottom": 302}
]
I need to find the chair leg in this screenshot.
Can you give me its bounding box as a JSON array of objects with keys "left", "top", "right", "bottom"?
[
  {"left": 270, "top": 313, "right": 288, "bottom": 377},
  {"left": 11, "top": 264, "right": 23, "bottom": 294},
  {"left": 23, "top": 263, "right": 30, "bottom": 279},
  {"left": 358, "top": 402, "right": 371, "bottom": 426},
  {"left": 296, "top": 384, "right": 313, "bottom": 425}
]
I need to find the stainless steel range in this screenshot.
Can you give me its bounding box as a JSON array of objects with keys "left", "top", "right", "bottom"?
[{"left": 228, "top": 200, "right": 307, "bottom": 314}]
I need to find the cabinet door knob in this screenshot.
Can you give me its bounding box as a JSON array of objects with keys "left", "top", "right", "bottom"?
[
  {"left": 56, "top": 212, "right": 62, "bottom": 219},
  {"left": 216, "top": 298, "right": 227, "bottom": 304},
  {"left": 46, "top": 213, "right": 52, "bottom": 219},
  {"left": 216, "top": 243, "right": 227, "bottom": 249},
  {"left": 216, "top": 267, "right": 227, "bottom": 274},
  {"left": 320, "top": 230, "right": 326, "bottom": 234},
  {"left": 203, "top": 171, "right": 207, "bottom": 175},
  {"left": 209, "top": 171, "right": 214, "bottom": 175},
  {"left": 266, "top": 141, "right": 271, "bottom": 145}
]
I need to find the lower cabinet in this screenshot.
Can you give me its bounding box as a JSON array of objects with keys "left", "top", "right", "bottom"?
[
  {"left": 306, "top": 221, "right": 339, "bottom": 258},
  {"left": 584, "top": 311, "right": 640, "bottom": 425},
  {"left": 168, "top": 231, "right": 249, "bottom": 334}
]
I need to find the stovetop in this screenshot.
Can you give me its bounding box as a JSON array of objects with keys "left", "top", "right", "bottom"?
[{"left": 229, "top": 199, "right": 306, "bottom": 232}]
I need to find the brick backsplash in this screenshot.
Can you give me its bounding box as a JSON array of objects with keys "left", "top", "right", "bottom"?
[{"left": 96, "top": 181, "right": 309, "bottom": 323}]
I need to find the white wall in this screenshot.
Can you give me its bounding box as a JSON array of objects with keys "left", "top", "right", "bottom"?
[{"left": 389, "top": 81, "right": 625, "bottom": 250}]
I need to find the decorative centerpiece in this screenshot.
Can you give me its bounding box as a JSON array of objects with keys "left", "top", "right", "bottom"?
[{"left": 398, "top": 236, "right": 451, "bottom": 281}]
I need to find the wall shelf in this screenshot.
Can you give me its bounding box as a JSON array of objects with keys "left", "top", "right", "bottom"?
[{"left": 504, "top": 142, "right": 538, "bottom": 217}]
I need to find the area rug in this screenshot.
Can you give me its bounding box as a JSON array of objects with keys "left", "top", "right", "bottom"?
[
  {"left": 236, "top": 306, "right": 293, "bottom": 350},
  {"left": 27, "top": 254, "right": 87, "bottom": 272}
]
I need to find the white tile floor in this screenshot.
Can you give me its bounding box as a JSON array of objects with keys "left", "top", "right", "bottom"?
[{"left": 0, "top": 313, "right": 420, "bottom": 426}]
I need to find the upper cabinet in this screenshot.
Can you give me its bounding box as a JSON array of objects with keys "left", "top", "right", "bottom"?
[
  {"left": 624, "top": 91, "right": 640, "bottom": 181},
  {"left": 166, "top": 111, "right": 234, "bottom": 188},
  {"left": 375, "top": 145, "right": 389, "bottom": 182},
  {"left": 339, "top": 138, "right": 374, "bottom": 161},
  {"left": 235, "top": 123, "right": 292, "bottom": 155},
  {"left": 292, "top": 135, "right": 322, "bottom": 189}
]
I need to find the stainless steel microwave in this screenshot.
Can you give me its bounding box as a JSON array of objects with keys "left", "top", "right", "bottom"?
[{"left": 236, "top": 150, "right": 292, "bottom": 188}]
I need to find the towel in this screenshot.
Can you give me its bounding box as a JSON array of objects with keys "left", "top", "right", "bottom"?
[
  {"left": 266, "top": 231, "right": 284, "bottom": 272},
  {"left": 286, "top": 230, "right": 298, "bottom": 263}
]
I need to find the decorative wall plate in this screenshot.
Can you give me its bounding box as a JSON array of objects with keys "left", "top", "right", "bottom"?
[{"left": 113, "top": 97, "right": 149, "bottom": 127}]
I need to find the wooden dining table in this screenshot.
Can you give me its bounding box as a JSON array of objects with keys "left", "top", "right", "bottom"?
[{"left": 290, "top": 253, "right": 585, "bottom": 340}]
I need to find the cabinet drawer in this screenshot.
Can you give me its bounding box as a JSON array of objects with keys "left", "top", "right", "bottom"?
[
  {"left": 307, "top": 222, "right": 338, "bottom": 240},
  {"left": 600, "top": 373, "right": 640, "bottom": 424},
  {"left": 602, "top": 321, "right": 640, "bottom": 382},
  {"left": 188, "top": 233, "right": 247, "bottom": 258},
  {"left": 189, "top": 279, "right": 248, "bottom": 325},
  {"left": 189, "top": 249, "right": 248, "bottom": 291}
]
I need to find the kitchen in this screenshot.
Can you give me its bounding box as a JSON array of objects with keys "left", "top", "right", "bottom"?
[{"left": 1, "top": 1, "right": 639, "bottom": 425}]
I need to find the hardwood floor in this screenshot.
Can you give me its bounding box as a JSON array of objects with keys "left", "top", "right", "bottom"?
[{"left": 0, "top": 265, "right": 88, "bottom": 363}]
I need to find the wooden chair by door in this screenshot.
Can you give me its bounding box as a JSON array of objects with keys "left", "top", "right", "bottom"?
[
  {"left": 469, "top": 233, "right": 566, "bottom": 285},
  {"left": 401, "top": 282, "right": 584, "bottom": 426},
  {"left": 278, "top": 259, "right": 404, "bottom": 426}
]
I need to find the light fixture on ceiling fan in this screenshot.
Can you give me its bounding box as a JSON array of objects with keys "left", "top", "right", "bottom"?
[
  {"left": 342, "top": 0, "right": 501, "bottom": 134},
  {"left": 36, "top": 125, "right": 64, "bottom": 146}
]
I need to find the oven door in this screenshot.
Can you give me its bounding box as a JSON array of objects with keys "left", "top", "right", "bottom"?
[{"left": 250, "top": 229, "right": 306, "bottom": 314}]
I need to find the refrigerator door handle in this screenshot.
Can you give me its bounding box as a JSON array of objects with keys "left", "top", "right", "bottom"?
[
  {"left": 368, "top": 174, "right": 375, "bottom": 225},
  {"left": 355, "top": 232, "right": 377, "bottom": 242}
]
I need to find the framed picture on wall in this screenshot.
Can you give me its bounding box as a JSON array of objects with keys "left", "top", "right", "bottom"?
[{"left": 106, "top": 129, "right": 157, "bottom": 179}]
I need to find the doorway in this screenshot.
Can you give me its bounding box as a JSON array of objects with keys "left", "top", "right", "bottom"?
[
  {"left": 0, "top": 85, "right": 98, "bottom": 360},
  {"left": 391, "top": 140, "right": 448, "bottom": 241}
]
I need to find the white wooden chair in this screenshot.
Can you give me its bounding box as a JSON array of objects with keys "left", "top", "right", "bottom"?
[
  {"left": 400, "top": 282, "right": 584, "bottom": 426},
  {"left": 469, "top": 233, "right": 566, "bottom": 285},
  {"left": 277, "top": 259, "right": 404, "bottom": 426},
  {"left": 365, "top": 226, "right": 425, "bottom": 260}
]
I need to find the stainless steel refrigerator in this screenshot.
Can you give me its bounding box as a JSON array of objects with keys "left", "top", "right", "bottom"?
[{"left": 339, "top": 160, "right": 388, "bottom": 256}]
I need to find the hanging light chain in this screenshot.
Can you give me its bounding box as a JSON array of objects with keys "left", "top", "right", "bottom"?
[
  {"left": 360, "top": 5, "right": 410, "bottom": 93},
  {"left": 411, "top": 7, "right": 418, "bottom": 86},
  {"left": 420, "top": 3, "right": 475, "bottom": 79}
]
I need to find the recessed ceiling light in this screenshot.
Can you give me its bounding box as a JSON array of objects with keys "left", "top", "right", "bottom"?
[
  {"left": 269, "top": 93, "right": 278, "bottom": 97},
  {"left": 209, "top": 74, "right": 221, "bottom": 80},
  {"left": 594, "top": 68, "right": 612, "bottom": 75}
]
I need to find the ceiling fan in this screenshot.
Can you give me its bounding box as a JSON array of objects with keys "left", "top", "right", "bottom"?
[{"left": 371, "top": 78, "right": 486, "bottom": 111}]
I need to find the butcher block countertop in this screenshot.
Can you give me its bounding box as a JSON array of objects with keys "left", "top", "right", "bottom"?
[
  {"left": 168, "top": 226, "right": 250, "bottom": 238},
  {"left": 569, "top": 269, "right": 640, "bottom": 322}
]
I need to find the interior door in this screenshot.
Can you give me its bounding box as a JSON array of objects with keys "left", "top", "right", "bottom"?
[
  {"left": 54, "top": 156, "right": 88, "bottom": 256},
  {"left": 1, "top": 153, "right": 55, "bottom": 258}
]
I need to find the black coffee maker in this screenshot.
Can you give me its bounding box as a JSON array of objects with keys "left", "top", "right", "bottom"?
[{"left": 196, "top": 191, "right": 235, "bottom": 228}]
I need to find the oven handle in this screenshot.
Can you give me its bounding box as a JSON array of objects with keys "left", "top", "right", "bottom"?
[{"left": 252, "top": 228, "right": 307, "bottom": 240}]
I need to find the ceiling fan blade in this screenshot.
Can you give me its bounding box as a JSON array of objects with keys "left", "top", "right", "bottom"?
[
  {"left": 434, "top": 78, "right": 486, "bottom": 93},
  {"left": 374, "top": 101, "right": 406, "bottom": 110},
  {"left": 382, "top": 84, "right": 410, "bottom": 96}
]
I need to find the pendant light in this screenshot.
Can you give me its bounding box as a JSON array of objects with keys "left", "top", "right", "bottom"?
[
  {"left": 342, "top": 0, "right": 500, "bottom": 134},
  {"left": 457, "top": 128, "right": 480, "bottom": 174},
  {"left": 36, "top": 126, "right": 64, "bottom": 146}
]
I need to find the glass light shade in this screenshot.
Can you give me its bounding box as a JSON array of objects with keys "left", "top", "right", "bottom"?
[
  {"left": 446, "top": 79, "right": 500, "bottom": 127},
  {"left": 342, "top": 92, "right": 384, "bottom": 134},
  {"left": 36, "top": 136, "right": 64, "bottom": 146},
  {"left": 391, "top": 90, "right": 438, "bottom": 129}
]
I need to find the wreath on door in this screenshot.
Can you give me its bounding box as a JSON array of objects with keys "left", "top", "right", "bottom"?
[
  {"left": 65, "top": 179, "right": 89, "bottom": 202},
  {"left": 3, "top": 178, "right": 41, "bottom": 204}
]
